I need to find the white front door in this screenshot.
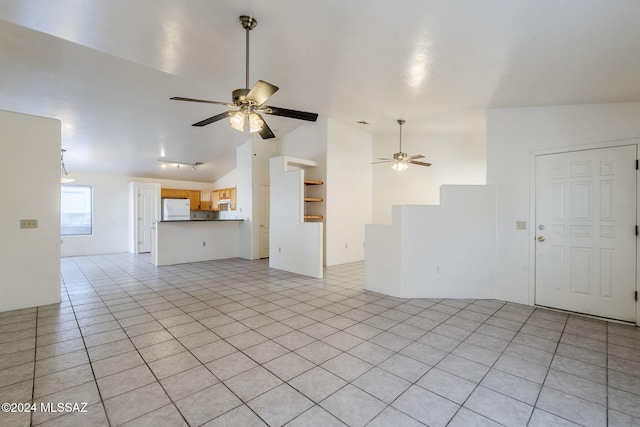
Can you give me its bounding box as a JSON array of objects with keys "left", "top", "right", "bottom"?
[
  {"left": 137, "top": 187, "right": 155, "bottom": 253},
  {"left": 535, "top": 145, "right": 637, "bottom": 322},
  {"left": 259, "top": 185, "right": 270, "bottom": 258}
]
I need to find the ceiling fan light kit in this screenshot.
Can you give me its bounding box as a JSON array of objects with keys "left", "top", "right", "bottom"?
[
  {"left": 372, "top": 119, "right": 432, "bottom": 171},
  {"left": 171, "top": 15, "right": 318, "bottom": 139}
]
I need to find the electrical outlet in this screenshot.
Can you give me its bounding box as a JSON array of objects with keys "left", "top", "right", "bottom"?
[
  {"left": 344, "top": 243, "right": 348, "bottom": 249},
  {"left": 20, "top": 219, "right": 38, "bottom": 229},
  {"left": 202, "top": 241, "right": 206, "bottom": 246}
]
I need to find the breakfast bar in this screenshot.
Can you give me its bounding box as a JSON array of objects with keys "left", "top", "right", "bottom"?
[{"left": 151, "top": 219, "right": 243, "bottom": 266}]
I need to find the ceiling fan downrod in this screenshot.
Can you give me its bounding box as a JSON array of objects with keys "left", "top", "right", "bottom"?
[
  {"left": 240, "top": 15, "right": 257, "bottom": 90},
  {"left": 397, "top": 119, "right": 405, "bottom": 153}
]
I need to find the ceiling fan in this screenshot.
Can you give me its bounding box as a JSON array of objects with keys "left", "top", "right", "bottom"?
[
  {"left": 372, "top": 119, "right": 432, "bottom": 171},
  {"left": 170, "top": 15, "right": 318, "bottom": 139}
]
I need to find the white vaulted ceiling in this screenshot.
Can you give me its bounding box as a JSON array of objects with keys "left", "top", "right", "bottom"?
[{"left": 1, "top": 0, "right": 640, "bottom": 181}]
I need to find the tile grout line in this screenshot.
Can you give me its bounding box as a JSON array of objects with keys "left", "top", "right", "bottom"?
[
  {"left": 66, "top": 256, "right": 114, "bottom": 427},
  {"left": 438, "top": 300, "right": 518, "bottom": 426},
  {"left": 29, "top": 306, "right": 38, "bottom": 427},
  {"left": 524, "top": 309, "right": 568, "bottom": 426}
]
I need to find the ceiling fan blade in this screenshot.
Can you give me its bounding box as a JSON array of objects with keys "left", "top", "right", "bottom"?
[
  {"left": 192, "top": 111, "right": 232, "bottom": 127},
  {"left": 408, "top": 154, "right": 425, "bottom": 159},
  {"left": 408, "top": 160, "right": 432, "bottom": 167},
  {"left": 247, "top": 80, "right": 279, "bottom": 106},
  {"left": 171, "top": 96, "right": 232, "bottom": 106},
  {"left": 258, "top": 118, "right": 276, "bottom": 139},
  {"left": 370, "top": 160, "right": 391, "bottom": 164},
  {"left": 377, "top": 157, "right": 392, "bottom": 161},
  {"left": 263, "top": 106, "right": 319, "bottom": 122}
]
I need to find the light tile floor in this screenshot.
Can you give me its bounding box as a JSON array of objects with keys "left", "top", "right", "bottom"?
[{"left": 0, "top": 254, "right": 639, "bottom": 426}]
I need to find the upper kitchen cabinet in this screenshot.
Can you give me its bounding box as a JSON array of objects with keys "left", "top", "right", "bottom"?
[
  {"left": 163, "top": 187, "right": 237, "bottom": 211},
  {"left": 172, "top": 189, "right": 189, "bottom": 198},
  {"left": 219, "top": 188, "right": 230, "bottom": 200},
  {"left": 161, "top": 188, "right": 189, "bottom": 198},
  {"left": 212, "top": 190, "right": 220, "bottom": 211}
]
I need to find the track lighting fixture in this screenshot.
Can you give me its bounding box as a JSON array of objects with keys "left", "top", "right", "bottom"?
[{"left": 157, "top": 159, "right": 204, "bottom": 171}]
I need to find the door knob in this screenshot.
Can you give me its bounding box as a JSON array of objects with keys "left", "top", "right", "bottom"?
[{"left": 537, "top": 236, "right": 545, "bottom": 242}]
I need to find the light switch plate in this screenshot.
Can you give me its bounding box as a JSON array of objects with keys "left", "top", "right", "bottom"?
[
  {"left": 20, "top": 219, "right": 38, "bottom": 229},
  {"left": 516, "top": 221, "right": 527, "bottom": 230}
]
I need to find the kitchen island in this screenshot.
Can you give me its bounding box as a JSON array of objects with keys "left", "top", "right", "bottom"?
[{"left": 151, "top": 219, "right": 243, "bottom": 266}]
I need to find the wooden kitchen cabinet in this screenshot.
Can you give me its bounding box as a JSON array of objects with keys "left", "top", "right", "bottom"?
[
  {"left": 199, "top": 190, "right": 211, "bottom": 210},
  {"left": 173, "top": 189, "right": 189, "bottom": 198},
  {"left": 162, "top": 188, "right": 190, "bottom": 198},
  {"left": 230, "top": 187, "right": 237, "bottom": 210},
  {"left": 161, "top": 187, "right": 236, "bottom": 211},
  {"left": 188, "top": 190, "right": 200, "bottom": 210},
  {"left": 211, "top": 190, "right": 220, "bottom": 211}
]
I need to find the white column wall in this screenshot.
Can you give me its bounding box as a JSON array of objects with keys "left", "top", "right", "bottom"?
[
  {"left": 236, "top": 139, "right": 254, "bottom": 259},
  {"left": 326, "top": 119, "right": 372, "bottom": 266},
  {"left": 0, "top": 110, "right": 60, "bottom": 312},
  {"left": 269, "top": 157, "right": 323, "bottom": 278},
  {"left": 235, "top": 137, "right": 281, "bottom": 260}
]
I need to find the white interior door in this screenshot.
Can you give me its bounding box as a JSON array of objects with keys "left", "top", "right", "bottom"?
[
  {"left": 259, "top": 185, "right": 270, "bottom": 258},
  {"left": 137, "top": 187, "right": 155, "bottom": 253},
  {"left": 535, "top": 145, "right": 637, "bottom": 322}
]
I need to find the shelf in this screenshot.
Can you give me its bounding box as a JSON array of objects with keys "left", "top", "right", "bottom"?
[
  {"left": 304, "top": 197, "right": 324, "bottom": 202},
  {"left": 304, "top": 215, "right": 324, "bottom": 220},
  {"left": 304, "top": 180, "right": 324, "bottom": 185}
]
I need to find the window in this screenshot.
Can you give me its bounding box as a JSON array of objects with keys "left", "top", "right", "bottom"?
[{"left": 61, "top": 185, "right": 93, "bottom": 236}]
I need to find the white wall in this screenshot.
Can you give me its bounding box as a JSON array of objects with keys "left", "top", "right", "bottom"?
[
  {"left": 281, "top": 119, "right": 328, "bottom": 222},
  {"left": 269, "top": 157, "right": 323, "bottom": 278},
  {"left": 154, "top": 221, "right": 240, "bottom": 266},
  {"left": 365, "top": 185, "right": 496, "bottom": 299},
  {"left": 251, "top": 140, "right": 281, "bottom": 259},
  {"left": 61, "top": 172, "right": 214, "bottom": 257},
  {"left": 235, "top": 137, "right": 281, "bottom": 260},
  {"left": 0, "top": 110, "right": 60, "bottom": 312},
  {"left": 487, "top": 102, "right": 640, "bottom": 304},
  {"left": 236, "top": 139, "right": 253, "bottom": 259},
  {"left": 212, "top": 168, "right": 237, "bottom": 190},
  {"left": 326, "top": 119, "right": 372, "bottom": 266},
  {"left": 372, "top": 130, "right": 486, "bottom": 224}
]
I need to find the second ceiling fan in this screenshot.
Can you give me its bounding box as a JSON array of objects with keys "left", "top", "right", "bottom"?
[
  {"left": 171, "top": 15, "right": 318, "bottom": 139},
  {"left": 372, "top": 120, "right": 432, "bottom": 171}
]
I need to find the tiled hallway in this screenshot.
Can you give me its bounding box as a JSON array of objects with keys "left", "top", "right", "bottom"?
[{"left": 0, "top": 254, "right": 639, "bottom": 426}]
